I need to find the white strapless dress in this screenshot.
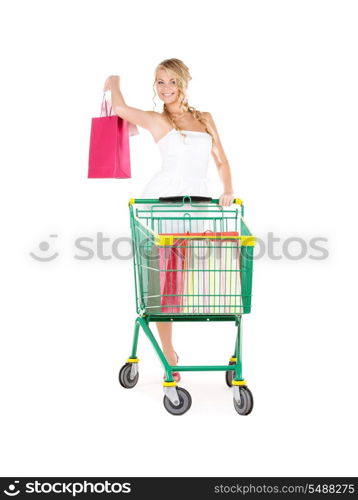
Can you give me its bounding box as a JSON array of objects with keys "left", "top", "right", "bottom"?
[{"left": 140, "top": 128, "right": 213, "bottom": 198}]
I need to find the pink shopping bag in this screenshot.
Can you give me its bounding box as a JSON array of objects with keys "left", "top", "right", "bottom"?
[{"left": 88, "top": 94, "right": 138, "bottom": 178}]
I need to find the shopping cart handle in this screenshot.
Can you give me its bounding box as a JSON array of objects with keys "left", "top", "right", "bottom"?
[
  {"left": 128, "top": 197, "right": 244, "bottom": 208},
  {"left": 158, "top": 196, "right": 213, "bottom": 203}
]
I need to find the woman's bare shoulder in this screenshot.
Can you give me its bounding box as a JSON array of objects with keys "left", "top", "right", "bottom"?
[
  {"left": 201, "top": 111, "right": 213, "bottom": 120},
  {"left": 150, "top": 111, "right": 172, "bottom": 139},
  {"left": 202, "top": 111, "right": 218, "bottom": 131},
  {"left": 147, "top": 110, "right": 170, "bottom": 126}
]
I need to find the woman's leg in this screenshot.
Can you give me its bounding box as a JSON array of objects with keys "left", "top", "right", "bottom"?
[{"left": 156, "top": 322, "right": 177, "bottom": 365}]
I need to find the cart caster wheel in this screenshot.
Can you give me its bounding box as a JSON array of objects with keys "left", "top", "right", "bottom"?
[
  {"left": 119, "top": 363, "right": 139, "bottom": 389},
  {"left": 233, "top": 386, "right": 254, "bottom": 415},
  {"left": 225, "top": 361, "right": 235, "bottom": 387},
  {"left": 163, "top": 387, "right": 192, "bottom": 416}
]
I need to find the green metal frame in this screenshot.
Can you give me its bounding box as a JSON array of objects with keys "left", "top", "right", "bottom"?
[
  {"left": 129, "top": 313, "right": 244, "bottom": 383},
  {"left": 127, "top": 197, "right": 254, "bottom": 383}
]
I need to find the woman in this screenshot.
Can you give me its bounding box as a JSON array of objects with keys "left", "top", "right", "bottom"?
[{"left": 104, "top": 58, "right": 235, "bottom": 382}]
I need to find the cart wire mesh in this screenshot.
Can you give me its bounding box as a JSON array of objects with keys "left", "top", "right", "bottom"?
[{"left": 129, "top": 199, "right": 254, "bottom": 316}]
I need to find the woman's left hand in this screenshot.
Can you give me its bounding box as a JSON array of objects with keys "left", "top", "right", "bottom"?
[{"left": 219, "top": 192, "right": 235, "bottom": 207}]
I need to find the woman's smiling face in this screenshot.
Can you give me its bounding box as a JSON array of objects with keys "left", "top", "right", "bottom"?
[{"left": 155, "top": 69, "right": 180, "bottom": 104}]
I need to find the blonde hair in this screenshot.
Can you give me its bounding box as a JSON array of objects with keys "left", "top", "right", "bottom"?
[{"left": 152, "top": 58, "right": 221, "bottom": 162}]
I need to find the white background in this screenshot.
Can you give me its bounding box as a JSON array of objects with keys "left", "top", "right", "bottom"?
[{"left": 1, "top": 0, "right": 357, "bottom": 477}]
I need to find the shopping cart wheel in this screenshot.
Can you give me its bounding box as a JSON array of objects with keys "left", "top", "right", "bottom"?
[
  {"left": 225, "top": 362, "right": 236, "bottom": 387},
  {"left": 163, "top": 387, "right": 192, "bottom": 416},
  {"left": 118, "top": 363, "right": 139, "bottom": 389},
  {"left": 233, "top": 386, "right": 254, "bottom": 415}
]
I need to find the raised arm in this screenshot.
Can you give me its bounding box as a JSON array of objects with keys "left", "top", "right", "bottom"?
[{"left": 103, "top": 75, "right": 160, "bottom": 132}]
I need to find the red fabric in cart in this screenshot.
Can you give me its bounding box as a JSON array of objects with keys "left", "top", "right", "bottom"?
[
  {"left": 158, "top": 231, "right": 240, "bottom": 313},
  {"left": 159, "top": 239, "right": 187, "bottom": 313}
]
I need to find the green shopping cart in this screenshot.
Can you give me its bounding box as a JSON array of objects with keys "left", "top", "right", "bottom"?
[{"left": 119, "top": 195, "right": 256, "bottom": 415}]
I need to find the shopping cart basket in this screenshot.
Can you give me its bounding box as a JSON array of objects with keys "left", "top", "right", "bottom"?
[{"left": 119, "top": 195, "right": 256, "bottom": 415}]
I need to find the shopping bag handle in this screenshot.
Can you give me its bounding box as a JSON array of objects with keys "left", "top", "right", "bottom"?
[
  {"left": 158, "top": 196, "right": 213, "bottom": 203},
  {"left": 100, "top": 92, "right": 112, "bottom": 117}
]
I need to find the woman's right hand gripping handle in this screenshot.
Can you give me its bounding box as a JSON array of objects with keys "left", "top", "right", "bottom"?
[{"left": 103, "top": 75, "right": 120, "bottom": 92}]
